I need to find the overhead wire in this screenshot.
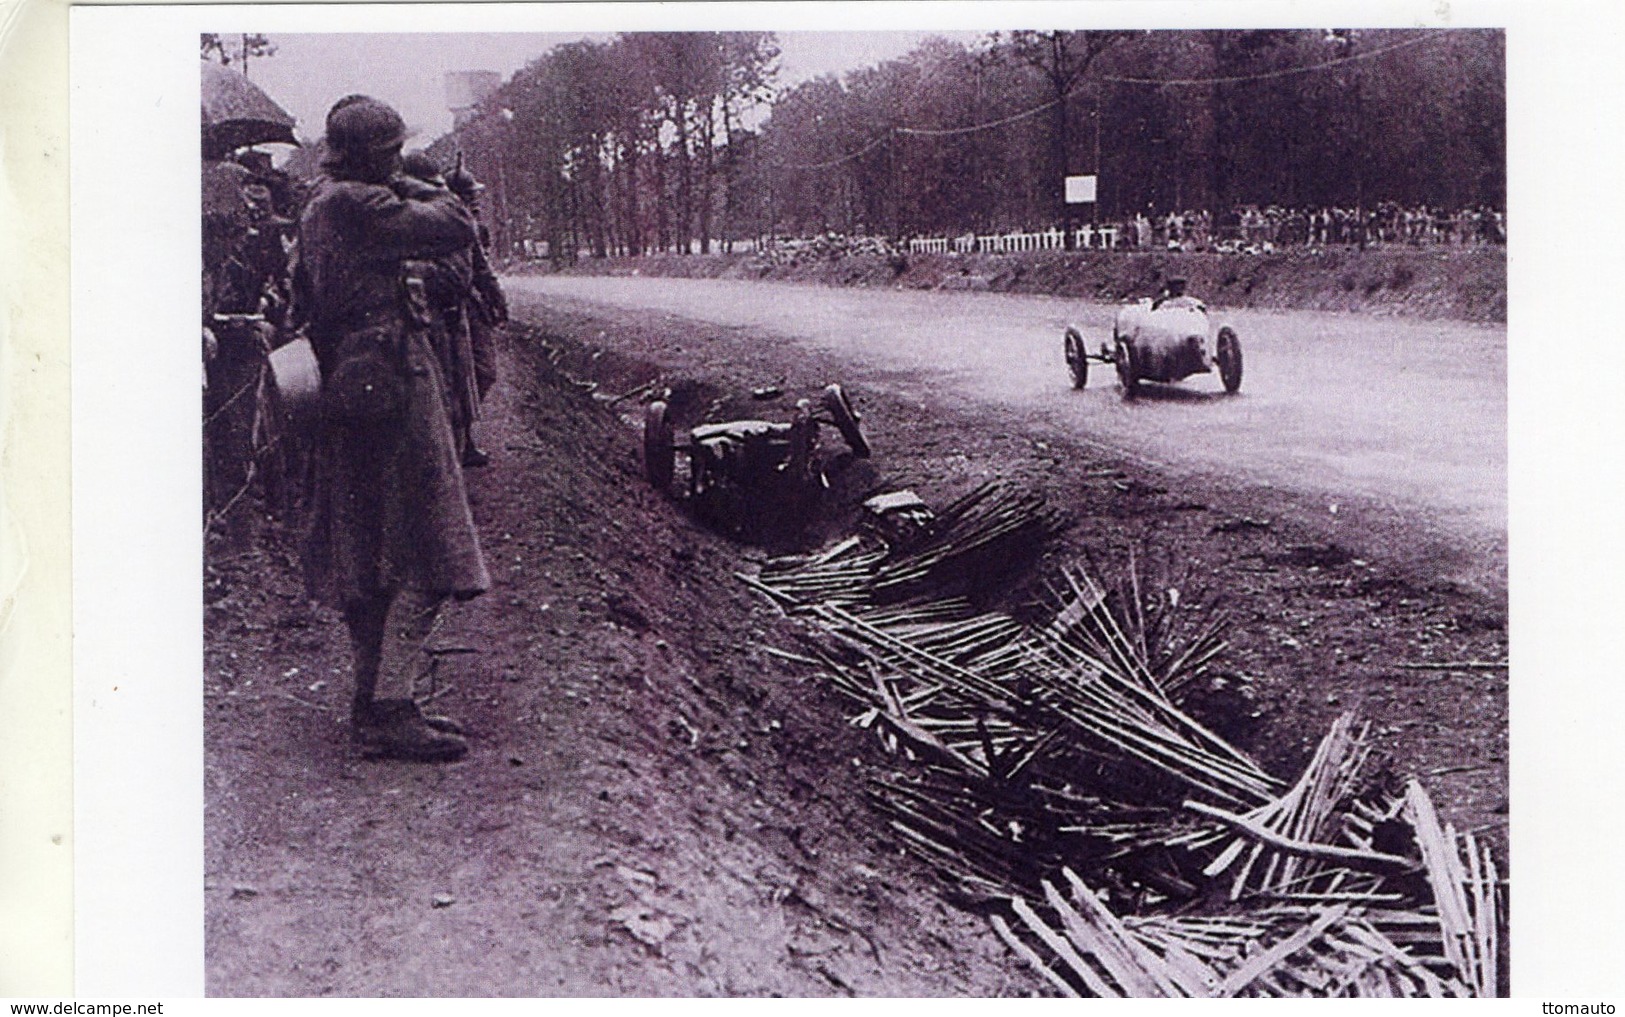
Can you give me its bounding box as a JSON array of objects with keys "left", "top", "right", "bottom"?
[
  {"left": 769, "top": 29, "right": 1449, "bottom": 171},
  {"left": 775, "top": 131, "right": 891, "bottom": 171},
  {"left": 895, "top": 96, "right": 1059, "bottom": 138},
  {"left": 1103, "top": 28, "right": 1451, "bottom": 87}
]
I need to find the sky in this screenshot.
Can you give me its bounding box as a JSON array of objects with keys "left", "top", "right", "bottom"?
[{"left": 240, "top": 31, "right": 986, "bottom": 149}]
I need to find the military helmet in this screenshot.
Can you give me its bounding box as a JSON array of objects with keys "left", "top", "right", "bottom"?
[
  {"left": 325, "top": 95, "right": 406, "bottom": 156},
  {"left": 399, "top": 150, "right": 444, "bottom": 183}
]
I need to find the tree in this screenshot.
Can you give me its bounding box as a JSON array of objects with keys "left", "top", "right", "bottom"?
[
  {"left": 419, "top": 28, "right": 1503, "bottom": 262},
  {"left": 999, "top": 31, "right": 1133, "bottom": 245},
  {"left": 629, "top": 33, "right": 717, "bottom": 253},
  {"left": 199, "top": 33, "right": 278, "bottom": 80},
  {"left": 762, "top": 75, "right": 850, "bottom": 236},
  {"left": 713, "top": 32, "right": 780, "bottom": 249}
]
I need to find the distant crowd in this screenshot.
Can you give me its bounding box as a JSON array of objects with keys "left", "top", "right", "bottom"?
[
  {"left": 1126, "top": 203, "right": 1506, "bottom": 253},
  {"left": 797, "top": 203, "right": 1508, "bottom": 265}
]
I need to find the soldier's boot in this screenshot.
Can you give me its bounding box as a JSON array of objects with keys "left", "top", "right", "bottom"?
[
  {"left": 369, "top": 590, "right": 469, "bottom": 741},
  {"left": 355, "top": 699, "right": 468, "bottom": 763}
]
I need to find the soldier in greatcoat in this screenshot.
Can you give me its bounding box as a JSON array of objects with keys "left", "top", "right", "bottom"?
[
  {"left": 397, "top": 150, "right": 506, "bottom": 467},
  {"left": 293, "top": 95, "right": 490, "bottom": 762},
  {"left": 455, "top": 175, "right": 508, "bottom": 467}
]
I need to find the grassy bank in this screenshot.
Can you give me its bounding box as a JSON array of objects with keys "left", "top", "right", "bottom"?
[{"left": 530, "top": 246, "right": 1506, "bottom": 323}]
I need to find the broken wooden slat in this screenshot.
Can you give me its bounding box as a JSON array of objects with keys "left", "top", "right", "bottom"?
[
  {"left": 1009, "top": 897, "right": 1120, "bottom": 998},
  {"left": 1217, "top": 904, "right": 1349, "bottom": 997},
  {"left": 990, "top": 914, "right": 1080, "bottom": 998},
  {"left": 1186, "top": 800, "right": 1418, "bottom": 872},
  {"left": 1039, "top": 878, "right": 1172, "bottom": 996},
  {"left": 1404, "top": 779, "right": 1484, "bottom": 993}
]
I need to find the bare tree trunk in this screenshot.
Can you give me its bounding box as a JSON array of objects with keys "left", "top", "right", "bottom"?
[
  {"left": 587, "top": 139, "right": 608, "bottom": 258},
  {"left": 675, "top": 101, "right": 693, "bottom": 254},
  {"left": 720, "top": 107, "right": 736, "bottom": 251},
  {"left": 546, "top": 170, "right": 565, "bottom": 269},
  {"left": 699, "top": 99, "right": 716, "bottom": 254},
  {"left": 654, "top": 148, "right": 669, "bottom": 254},
  {"left": 623, "top": 143, "right": 641, "bottom": 256}
]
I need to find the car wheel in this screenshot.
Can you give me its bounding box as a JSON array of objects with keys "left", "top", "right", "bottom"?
[
  {"left": 643, "top": 400, "right": 675, "bottom": 491},
  {"left": 820, "top": 383, "right": 871, "bottom": 458},
  {"left": 689, "top": 445, "right": 711, "bottom": 498},
  {"left": 786, "top": 400, "right": 815, "bottom": 480},
  {"left": 1064, "top": 327, "right": 1088, "bottom": 389},
  {"left": 1116, "top": 338, "right": 1140, "bottom": 399},
  {"left": 1217, "top": 326, "right": 1243, "bottom": 394}
]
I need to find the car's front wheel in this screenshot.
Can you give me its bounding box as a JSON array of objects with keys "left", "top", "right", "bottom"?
[
  {"left": 643, "top": 400, "right": 675, "bottom": 491},
  {"left": 1116, "top": 338, "right": 1140, "bottom": 399},
  {"left": 820, "top": 383, "right": 870, "bottom": 458}
]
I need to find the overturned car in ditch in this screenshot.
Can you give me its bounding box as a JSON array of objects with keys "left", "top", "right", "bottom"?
[
  {"left": 642, "top": 383, "right": 871, "bottom": 538},
  {"left": 1064, "top": 284, "right": 1243, "bottom": 397}
]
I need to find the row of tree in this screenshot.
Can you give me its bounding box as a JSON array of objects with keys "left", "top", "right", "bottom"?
[
  {"left": 200, "top": 32, "right": 278, "bottom": 79},
  {"left": 434, "top": 29, "right": 1504, "bottom": 259},
  {"left": 437, "top": 33, "right": 778, "bottom": 261}
]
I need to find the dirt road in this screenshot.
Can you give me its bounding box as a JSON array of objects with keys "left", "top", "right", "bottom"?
[{"left": 510, "top": 276, "right": 1506, "bottom": 568}]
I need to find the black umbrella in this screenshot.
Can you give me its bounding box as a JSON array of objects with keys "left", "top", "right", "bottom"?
[{"left": 201, "top": 60, "right": 297, "bottom": 156}]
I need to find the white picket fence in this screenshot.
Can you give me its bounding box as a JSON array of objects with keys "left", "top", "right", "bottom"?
[
  {"left": 909, "top": 226, "right": 1121, "bottom": 255},
  {"left": 525, "top": 230, "right": 1124, "bottom": 260}
]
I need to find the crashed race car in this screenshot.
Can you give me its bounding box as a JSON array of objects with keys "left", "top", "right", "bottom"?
[
  {"left": 642, "top": 383, "right": 870, "bottom": 537},
  {"left": 1064, "top": 280, "right": 1243, "bottom": 397}
]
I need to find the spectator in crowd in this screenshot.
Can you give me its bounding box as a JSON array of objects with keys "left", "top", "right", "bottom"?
[
  {"left": 202, "top": 144, "right": 281, "bottom": 543},
  {"left": 447, "top": 157, "right": 509, "bottom": 467},
  {"left": 842, "top": 200, "right": 1503, "bottom": 256}
]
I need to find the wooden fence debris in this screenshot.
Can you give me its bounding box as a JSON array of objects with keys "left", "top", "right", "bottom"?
[{"left": 741, "top": 483, "right": 1504, "bottom": 996}]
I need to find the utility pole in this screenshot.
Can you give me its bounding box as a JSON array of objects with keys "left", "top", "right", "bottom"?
[
  {"left": 888, "top": 130, "right": 900, "bottom": 241},
  {"left": 767, "top": 157, "right": 778, "bottom": 248},
  {"left": 1344, "top": 31, "right": 1368, "bottom": 251},
  {"left": 496, "top": 108, "right": 515, "bottom": 262},
  {"left": 1093, "top": 81, "right": 1102, "bottom": 225}
]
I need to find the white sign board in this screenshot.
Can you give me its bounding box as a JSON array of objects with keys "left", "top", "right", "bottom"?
[{"left": 1065, "top": 174, "right": 1098, "bottom": 204}]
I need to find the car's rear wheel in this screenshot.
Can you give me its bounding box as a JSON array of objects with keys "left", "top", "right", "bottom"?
[
  {"left": 786, "top": 400, "right": 814, "bottom": 480},
  {"left": 643, "top": 400, "right": 675, "bottom": 491},
  {"left": 1064, "top": 327, "right": 1088, "bottom": 389},
  {"left": 1217, "top": 327, "right": 1243, "bottom": 394},
  {"left": 1116, "top": 338, "right": 1140, "bottom": 399},
  {"left": 820, "top": 383, "right": 870, "bottom": 458}
]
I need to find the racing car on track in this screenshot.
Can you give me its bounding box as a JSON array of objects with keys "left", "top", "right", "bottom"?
[{"left": 1064, "top": 280, "right": 1243, "bottom": 397}]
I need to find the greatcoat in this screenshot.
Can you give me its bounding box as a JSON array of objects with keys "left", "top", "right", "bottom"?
[{"left": 295, "top": 174, "right": 491, "bottom": 608}]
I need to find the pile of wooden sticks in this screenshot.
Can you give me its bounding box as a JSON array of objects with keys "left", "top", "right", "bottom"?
[{"left": 744, "top": 483, "right": 1503, "bottom": 996}]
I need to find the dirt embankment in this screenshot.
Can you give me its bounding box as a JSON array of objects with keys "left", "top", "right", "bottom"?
[
  {"left": 205, "top": 323, "right": 1035, "bottom": 996},
  {"left": 531, "top": 246, "right": 1506, "bottom": 323}
]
